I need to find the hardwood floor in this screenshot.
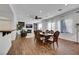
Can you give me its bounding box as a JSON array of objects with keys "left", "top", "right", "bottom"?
[{"left": 7, "top": 36, "right": 79, "bottom": 55}]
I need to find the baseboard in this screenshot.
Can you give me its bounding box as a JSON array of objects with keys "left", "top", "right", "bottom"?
[{"left": 59, "top": 38, "right": 79, "bottom": 44}]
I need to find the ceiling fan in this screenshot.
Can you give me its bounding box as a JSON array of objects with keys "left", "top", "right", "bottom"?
[{"left": 34, "top": 16, "right": 42, "bottom": 19}]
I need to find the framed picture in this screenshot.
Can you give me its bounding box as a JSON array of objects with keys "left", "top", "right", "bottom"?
[
  {"left": 17, "top": 22, "right": 25, "bottom": 30},
  {"left": 26, "top": 24, "right": 32, "bottom": 28}
]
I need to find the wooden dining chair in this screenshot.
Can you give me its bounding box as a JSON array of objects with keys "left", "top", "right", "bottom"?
[
  {"left": 34, "top": 30, "right": 42, "bottom": 42},
  {"left": 36, "top": 31, "right": 43, "bottom": 43},
  {"left": 34, "top": 31, "right": 38, "bottom": 41},
  {"left": 52, "top": 31, "right": 60, "bottom": 47},
  {"left": 46, "top": 31, "right": 60, "bottom": 47},
  {"left": 46, "top": 30, "right": 50, "bottom": 33},
  {"left": 50, "top": 30, "right": 54, "bottom": 34}
]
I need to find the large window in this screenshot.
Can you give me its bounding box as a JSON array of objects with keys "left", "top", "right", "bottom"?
[
  {"left": 65, "top": 19, "right": 73, "bottom": 33},
  {"left": 47, "top": 22, "right": 56, "bottom": 31},
  {"left": 51, "top": 22, "right": 56, "bottom": 30},
  {"left": 57, "top": 19, "right": 73, "bottom": 33},
  {"left": 48, "top": 22, "right": 51, "bottom": 30},
  {"left": 57, "top": 21, "right": 61, "bottom": 32},
  {"left": 38, "top": 23, "right": 42, "bottom": 30}
]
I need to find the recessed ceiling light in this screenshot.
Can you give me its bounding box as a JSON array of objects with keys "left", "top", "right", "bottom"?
[
  {"left": 65, "top": 4, "right": 68, "bottom": 6},
  {"left": 40, "top": 10, "right": 42, "bottom": 13}
]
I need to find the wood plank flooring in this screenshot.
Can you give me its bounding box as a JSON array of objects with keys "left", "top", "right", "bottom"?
[{"left": 7, "top": 36, "right": 79, "bottom": 55}]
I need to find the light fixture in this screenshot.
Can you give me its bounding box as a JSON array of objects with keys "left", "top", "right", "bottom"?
[
  {"left": 40, "top": 10, "right": 42, "bottom": 13},
  {"left": 65, "top": 4, "right": 68, "bottom": 6}
]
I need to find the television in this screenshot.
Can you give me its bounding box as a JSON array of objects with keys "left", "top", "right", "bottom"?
[
  {"left": 18, "top": 22, "right": 25, "bottom": 26},
  {"left": 26, "top": 24, "right": 32, "bottom": 28}
]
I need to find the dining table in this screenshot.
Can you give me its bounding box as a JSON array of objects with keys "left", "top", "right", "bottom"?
[{"left": 40, "top": 33, "right": 53, "bottom": 41}]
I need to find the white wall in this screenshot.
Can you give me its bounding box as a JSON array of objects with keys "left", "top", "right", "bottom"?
[
  {"left": 57, "top": 12, "right": 79, "bottom": 42},
  {"left": 41, "top": 8, "right": 79, "bottom": 42}
]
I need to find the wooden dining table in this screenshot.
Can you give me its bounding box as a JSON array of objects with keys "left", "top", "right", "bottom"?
[{"left": 40, "top": 33, "right": 53, "bottom": 41}]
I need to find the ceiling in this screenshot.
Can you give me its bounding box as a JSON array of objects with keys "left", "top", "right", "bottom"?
[
  {"left": 12, "top": 4, "right": 79, "bottom": 21},
  {"left": 0, "top": 4, "right": 79, "bottom": 22}
]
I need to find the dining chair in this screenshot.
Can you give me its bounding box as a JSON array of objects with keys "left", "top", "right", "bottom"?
[
  {"left": 52, "top": 31, "right": 60, "bottom": 47},
  {"left": 34, "top": 31, "right": 38, "bottom": 41},
  {"left": 34, "top": 30, "right": 43, "bottom": 42},
  {"left": 50, "top": 30, "right": 54, "bottom": 34},
  {"left": 46, "top": 31, "right": 60, "bottom": 48},
  {"left": 46, "top": 30, "right": 50, "bottom": 33},
  {"left": 36, "top": 31, "right": 43, "bottom": 43}
]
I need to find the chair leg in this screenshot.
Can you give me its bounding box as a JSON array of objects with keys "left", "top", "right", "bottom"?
[
  {"left": 34, "top": 38, "right": 36, "bottom": 42},
  {"left": 53, "top": 43, "right": 54, "bottom": 48},
  {"left": 56, "top": 41, "right": 58, "bottom": 47}
]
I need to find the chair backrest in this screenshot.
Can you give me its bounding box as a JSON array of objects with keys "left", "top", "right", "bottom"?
[
  {"left": 42, "top": 32, "right": 45, "bottom": 34},
  {"left": 50, "top": 30, "right": 54, "bottom": 34},
  {"left": 34, "top": 31, "right": 37, "bottom": 38},
  {"left": 34, "top": 31, "right": 36, "bottom": 36},
  {"left": 53, "top": 31, "right": 60, "bottom": 42},
  {"left": 34, "top": 30, "right": 41, "bottom": 40},
  {"left": 46, "top": 30, "right": 50, "bottom": 33}
]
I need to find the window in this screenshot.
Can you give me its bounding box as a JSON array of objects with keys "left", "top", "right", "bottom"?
[
  {"left": 47, "top": 22, "right": 56, "bottom": 31},
  {"left": 65, "top": 19, "right": 73, "bottom": 33},
  {"left": 51, "top": 22, "right": 55, "bottom": 30},
  {"left": 57, "top": 19, "right": 73, "bottom": 33},
  {"left": 38, "top": 23, "right": 42, "bottom": 30},
  {"left": 47, "top": 22, "right": 51, "bottom": 30},
  {"left": 57, "top": 21, "right": 61, "bottom": 32}
]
